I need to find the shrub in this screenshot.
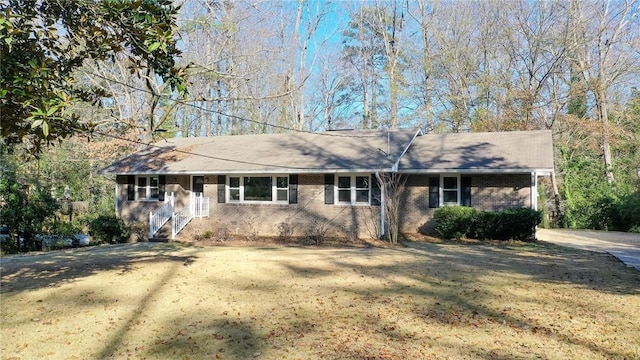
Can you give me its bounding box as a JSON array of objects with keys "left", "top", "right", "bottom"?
[
  {"left": 434, "top": 206, "right": 476, "bottom": 240},
  {"left": 614, "top": 191, "right": 640, "bottom": 232},
  {"left": 495, "top": 208, "right": 542, "bottom": 241},
  {"left": 1, "top": 238, "right": 19, "bottom": 255},
  {"left": 89, "top": 215, "right": 130, "bottom": 244},
  {"left": 130, "top": 222, "right": 148, "bottom": 242},
  {"left": 435, "top": 207, "right": 542, "bottom": 241},
  {"left": 307, "top": 221, "right": 330, "bottom": 246},
  {"left": 277, "top": 222, "right": 293, "bottom": 242},
  {"left": 470, "top": 211, "right": 500, "bottom": 240},
  {"left": 45, "top": 220, "right": 82, "bottom": 238},
  {"left": 213, "top": 224, "right": 230, "bottom": 242}
]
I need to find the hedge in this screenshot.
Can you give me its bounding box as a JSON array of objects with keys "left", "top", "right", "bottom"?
[{"left": 434, "top": 207, "right": 542, "bottom": 241}]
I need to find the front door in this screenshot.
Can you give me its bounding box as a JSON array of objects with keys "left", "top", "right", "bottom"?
[{"left": 192, "top": 176, "right": 204, "bottom": 195}]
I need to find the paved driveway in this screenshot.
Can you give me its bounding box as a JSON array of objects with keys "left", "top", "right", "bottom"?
[{"left": 537, "top": 228, "right": 640, "bottom": 271}]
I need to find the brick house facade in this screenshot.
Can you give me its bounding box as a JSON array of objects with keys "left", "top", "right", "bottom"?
[{"left": 105, "top": 129, "right": 554, "bottom": 240}]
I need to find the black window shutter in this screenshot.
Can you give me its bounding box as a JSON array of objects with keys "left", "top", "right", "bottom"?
[
  {"left": 127, "top": 175, "right": 135, "bottom": 201},
  {"left": 461, "top": 176, "right": 472, "bottom": 207},
  {"left": 371, "top": 174, "right": 381, "bottom": 206},
  {"left": 158, "top": 175, "right": 166, "bottom": 201},
  {"left": 428, "top": 177, "right": 439, "bottom": 208},
  {"left": 289, "top": 174, "right": 298, "bottom": 204},
  {"left": 217, "top": 175, "right": 226, "bottom": 203},
  {"left": 324, "top": 174, "right": 334, "bottom": 204}
]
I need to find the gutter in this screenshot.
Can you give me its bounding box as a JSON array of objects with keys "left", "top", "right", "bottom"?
[
  {"left": 375, "top": 171, "right": 385, "bottom": 239},
  {"left": 392, "top": 128, "right": 424, "bottom": 172}
]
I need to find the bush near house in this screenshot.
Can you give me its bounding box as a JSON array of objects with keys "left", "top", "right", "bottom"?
[
  {"left": 434, "top": 206, "right": 476, "bottom": 240},
  {"left": 88, "top": 215, "right": 130, "bottom": 244},
  {"left": 434, "top": 207, "right": 542, "bottom": 241}
]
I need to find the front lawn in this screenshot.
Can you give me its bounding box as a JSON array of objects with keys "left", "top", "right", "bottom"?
[{"left": 1, "top": 241, "right": 638, "bottom": 359}]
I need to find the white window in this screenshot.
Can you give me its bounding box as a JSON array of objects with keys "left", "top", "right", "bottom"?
[
  {"left": 137, "top": 176, "right": 159, "bottom": 200},
  {"left": 336, "top": 174, "right": 370, "bottom": 205},
  {"left": 441, "top": 175, "right": 460, "bottom": 205},
  {"left": 227, "top": 175, "right": 288, "bottom": 203},
  {"left": 276, "top": 176, "right": 289, "bottom": 201}
]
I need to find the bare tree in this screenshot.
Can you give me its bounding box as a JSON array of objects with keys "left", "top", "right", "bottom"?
[
  {"left": 376, "top": 172, "right": 407, "bottom": 244},
  {"left": 569, "top": 0, "right": 640, "bottom": 183}
]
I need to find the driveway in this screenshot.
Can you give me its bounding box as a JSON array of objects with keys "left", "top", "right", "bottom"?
[{"left": 537, "top": 228, "right": 640, "bottom": 271}]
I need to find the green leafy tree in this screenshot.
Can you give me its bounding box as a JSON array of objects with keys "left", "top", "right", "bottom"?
[
  {"left": 0, "top": 0, "right": 187, "bottom": 154},
  {"left": 0, "top": 161, "right": 59, "bottom": 251}
]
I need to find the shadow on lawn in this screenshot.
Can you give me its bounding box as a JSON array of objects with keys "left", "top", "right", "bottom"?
[
  {"left": 2, "top": 241, "right": 638, "bottom": 359},
  {"left": 270, "top": 242, "right": 640, "bottom": 359},
  {"left": 399, "top": 241, "right": 640, "bottom": 295},
  {"left": 0, "top": 243, "right": 197, "bottom": 293}
]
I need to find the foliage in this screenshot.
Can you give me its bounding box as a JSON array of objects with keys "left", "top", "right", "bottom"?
[
  {"left": 0, "top": 238, "right": 19, "bottom": 256},
  {"left": 434, "top": 206, "right": 476, "bottom": 240},
  {"left": 435, "top": 207, "right": 542, "bottom": 241},
  {"left": 492, "top": 208, "right": 542, "bottom": 241},
  {"left": 614, "top": 192, "right": 640, "bottom": 232},
  {"left": 554, "top": 82, "right": 640, "bottom": 230},
  {"left": 469, "top": 211, "right": 500, "bottom": 240},
  {"left": 45, "top": 220, "right": 82, "bottom": 238},
  {"left": 0, "top": 163, "right": 59, "bottom": 251},
  {"left": 0, "top": 0, "right": 186, "bottom": 154},
  {"left": 130, "top": 222, "right": 149, "bottom": 243},
  {"left": 89, "top": 215, "right": 130, "bottom": 244}
]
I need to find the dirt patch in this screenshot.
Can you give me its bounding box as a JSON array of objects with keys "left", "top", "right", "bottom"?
[{"left": 1, "top": 241, "right": 639, "bottom": 359}]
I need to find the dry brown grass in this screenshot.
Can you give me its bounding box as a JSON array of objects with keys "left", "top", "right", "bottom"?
[{"left": 1, "top": 240, "right": 639, "bottom": 360}]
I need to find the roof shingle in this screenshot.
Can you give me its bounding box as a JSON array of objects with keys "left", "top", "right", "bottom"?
[{"left": 101, "top": 129, "right": 553, "bottom": 175}]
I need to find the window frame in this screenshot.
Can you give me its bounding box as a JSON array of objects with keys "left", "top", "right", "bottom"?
[
  {"left": 136, "top": 175, "right": 159, "bottom": 201},
  {"left": 440, "top": 174, "right": 460, "bottom": 206},
  {"left": 226, "top": 175, "right": 289, "bottom": 204},
  {"left": 334, "top": 174, "right": 371, "bottom": 205}
]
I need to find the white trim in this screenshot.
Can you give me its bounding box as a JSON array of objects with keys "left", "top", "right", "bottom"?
[
  {"left": 135, "top": 175, "right": 160, "bottom": 201},
  {"left": 398, "top": 168, "right": 554, "bottom": 174},
  {"left": 333, "top": 174, "right": 372, "bottom": 206},
  {"left": 110, "top": 168, "right": 554, "bottom": 176},
  {"left": 110, "top": 168, "right": 394, "bottom": 176},
  {"left": 226, "top": 174, "right": 289, "bottom": 204},
  {"left": 531, "top": 172, "right": 538, "bottom": 211},
  {"left": 114, "top": 182, "right": 119, "bottom": 217},
  {"left": 375, "top": 171, "right": 385, "bottom": 239},
  {"left": 392, "top": 128, "right": 424, "bottom": 172}
]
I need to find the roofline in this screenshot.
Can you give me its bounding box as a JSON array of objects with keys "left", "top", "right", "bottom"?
[
  {"left": 107, "top": 168, "right": 397, "bottom": 176},
  {"left": 106, "top": 167, "right": 553, "bottom": 176},
  {"left": 392, "top": 128, "right": 424, "bottom": 172},
  {"left": 398, "top": 168, "right": 554, "bottom": 175}
]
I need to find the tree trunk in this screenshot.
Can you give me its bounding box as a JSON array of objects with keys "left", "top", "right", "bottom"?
[{"left": 595, "top": 88, "right": 615, "bottom": 183}]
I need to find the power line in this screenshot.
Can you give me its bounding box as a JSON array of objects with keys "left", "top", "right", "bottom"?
[
  {"left": 86, "top": 71, "right": 387, "bottom": 138},
  {"left": 78, "top": 126, "right": 386, "bottom": 171}
]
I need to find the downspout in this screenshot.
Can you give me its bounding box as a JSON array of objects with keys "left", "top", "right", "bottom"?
[
  {"left": 114, "top": 180, "right": 119, "bottom": 217},
  {"left": 531, "top": 171, "right": 538, "bottom": 211},
  {"left": 375, "top": 171, "right": 385, "bottom": 239},
  {"left": 531, "top": 171, "right": 538, "bottom": 241}
]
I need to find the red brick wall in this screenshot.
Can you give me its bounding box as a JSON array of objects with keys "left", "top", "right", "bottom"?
[
  {"left": 205, "top": 174, "right": 380, "bottom": 239},
  {"left": 117, "top": 173, "right": 531, "bottom": 239},
  {"left": 398, "top": 174, "right": 531, "bottom": 234}
]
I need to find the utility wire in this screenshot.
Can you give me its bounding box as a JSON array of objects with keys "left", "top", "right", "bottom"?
[
  {"left": 86, "top": 71, "right": 393, "bottom": 138},
  {"left": 77, "top": 125, "right": 387, "bottom": 171}
]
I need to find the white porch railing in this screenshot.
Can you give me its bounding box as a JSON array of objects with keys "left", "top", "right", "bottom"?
[
  {"left": 149, "top": 192, "right": 174, "bottom": 239},
  {"left": 171, "top": 192, "right": 210, "bottom": 239},
  {"left": 172, "top": 205, "right": 192, "bottom": 239},
  {"left": 192, "top": 193, "right": 209, "bottom": 218}
]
